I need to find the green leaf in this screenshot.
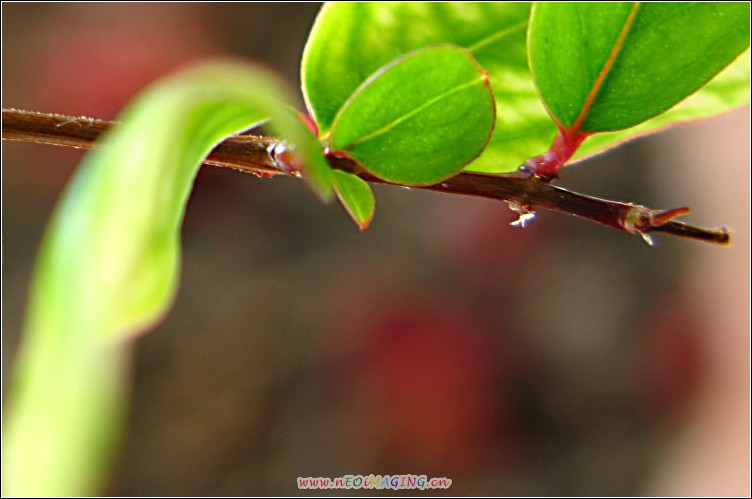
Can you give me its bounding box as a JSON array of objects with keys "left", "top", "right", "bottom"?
[
  {"left": 576, "top": 49, "right": 751, "bottom": 161},
  {"left": 2, "top": 60, "right": 331, "bottom": 496},
  {"left": 302, "top": 2, "right": 535, "bottom": 174},
  {"left": 303, "top": 2, "right": 750, "bottom": 174},
  {"left": 529, "top": 2, "right": 751, "bottom": 133},
  {"left": 328, "top": 46, "right": 495, "bottom": 185},
  {"left": 332, "top": 170, "right": 376, "bottom": 230}
]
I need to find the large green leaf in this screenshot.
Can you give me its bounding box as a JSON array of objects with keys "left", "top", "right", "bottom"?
[
  {"left": 302, "top": 2, "right": 535, "bottom": 174},
  {"left": 329, "top": 46, "right": 495, "bottom": 185},
  {"left": 302, "top": 2, "right": 750, "bottom": 173},
  {"left": 2, "top": 61, "right": 331, "bottom": 496},
  {"left": 577, "top": 49, "right": 751, "bottom": 161},
  {"left": 529, "top": 2, "right": 750, "bottom": 133}
]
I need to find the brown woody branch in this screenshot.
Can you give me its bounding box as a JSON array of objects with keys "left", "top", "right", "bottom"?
[{"left": 1, "top": 108, "right": 730, "bottom": 245}]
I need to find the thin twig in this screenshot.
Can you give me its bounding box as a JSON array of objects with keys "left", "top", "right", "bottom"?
[{"left": 2, "top": 108, "right": 730, "bottom": 245}]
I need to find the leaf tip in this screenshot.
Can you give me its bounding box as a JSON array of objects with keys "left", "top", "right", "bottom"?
[
  {"left": 331, "top": 169, "right": 375, "bottom": 231},
  {"left": 357, "top": 218, "right": 373, "bottom": 232}
]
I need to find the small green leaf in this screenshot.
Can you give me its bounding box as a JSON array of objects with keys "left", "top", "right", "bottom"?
[
  {"left": 3, "top": 60, "right": 332, "bottom": 496},
  {"left": 529, "top": 2, "right": 751, "bottom": 133},
  {"left": 332, "top": 170, "right": 375, "bottom": 230},
  {"left": 328, "top": 46, "right": 495, "bottom": 185}
]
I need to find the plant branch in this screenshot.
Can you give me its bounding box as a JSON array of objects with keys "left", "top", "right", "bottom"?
[{"left": 2, "top": 108, "right": 729, "bottom": 245}]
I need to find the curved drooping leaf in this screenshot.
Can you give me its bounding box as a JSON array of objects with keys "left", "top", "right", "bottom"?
[
  {"left": 302, "top": 2, "right": 750, "bottom": 173},
  {"left": 329, "top": 46, "right": 495, "bottom": 185},
  {"left": 529, "top": 2, "right": 750, "bottom": 133},
  {"left": 332, "top": 170, "right": 375, "bottom": 230},
  {"left": 2, "top": 61, "right": 331, "bottom": 496}
]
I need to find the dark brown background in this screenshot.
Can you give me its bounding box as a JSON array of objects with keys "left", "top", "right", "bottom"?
[{"left": 2, "top": 3, "right": 749, "bottom": 496}]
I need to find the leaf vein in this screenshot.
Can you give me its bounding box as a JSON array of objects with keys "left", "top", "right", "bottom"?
[
  {"left": 570, "top": 2, "right": 642, "bottom": 134},
  {"left": 340, "top": 77, "right": 487, "bottom": 150},
  {"left": 468, "top": 20, "right": 528, "bottom": 53}
]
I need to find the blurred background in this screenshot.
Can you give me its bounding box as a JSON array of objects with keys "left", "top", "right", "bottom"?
[{"left": 2, "top": 3, "right": 749, "bottom": 496}]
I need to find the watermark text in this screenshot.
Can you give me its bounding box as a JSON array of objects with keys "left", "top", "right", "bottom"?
[{"left": 297, "top": 474, "right": 452, "bottom": 490}]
